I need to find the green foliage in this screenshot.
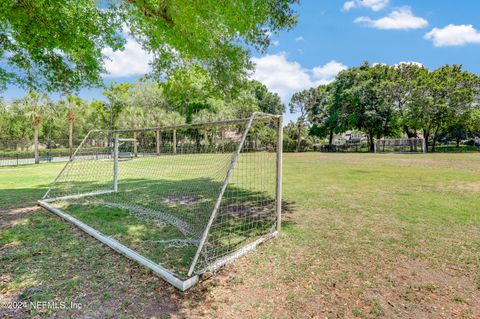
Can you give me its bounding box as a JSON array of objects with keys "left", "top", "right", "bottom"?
[
  {"left": 297, "top": 62, "right": 480, "bottom": 152},
  {"left": 0, "top": 0, "right": 297, "bottom": 92},
  {"left": 0, "top": 78, "right": 284, "bottom": 148},
  {"left": 289, "top": 88, "right": 317, "bottom": 151},
  {"left": 250, "top": 80, "right": 285, "bottom": 115}
]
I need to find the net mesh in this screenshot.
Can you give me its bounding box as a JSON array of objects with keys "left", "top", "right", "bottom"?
[
  {"left": 43, "top": 115, "right": 280, "bottom": 278},
  {"left": 375, "top": 138, "right": 425, "bottom": 153}
]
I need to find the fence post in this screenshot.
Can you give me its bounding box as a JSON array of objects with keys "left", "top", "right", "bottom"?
[
  {"left": 113, "top": 133, "right": 119, "bottom": 192},
  {"left": 276, "top": 115, "right": 283, "bottom": 232},
  {"left": 156, "top": 128, "right": 161, "bottom": 155},
  {"left": 173, "top": 129, "right": 177, "bottom": 155}
]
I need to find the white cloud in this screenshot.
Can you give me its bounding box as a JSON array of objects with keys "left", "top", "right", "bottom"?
[
  {"left": 354, "top": 7, "right": 428, "bottom": 30},
  {"left": 271, "top": 40, "right": 280, "bottom": 46},
  {"left": 102, "top": 37, "right": 152, "bottom": 77},
  {"left": 343, "top": 0, "right": 389, "bottom": 12},
  {"left": 425, "top": 24, "right": 480, "bottom": 47},
  {"left": 312, "top": 61, "right": 348, "bottom": 85},
  {"left": 251, "top": 53, "right": 347, "bottom": 101},
  {"left": 295, "top": 36, "right": 304, "bottom": 42},
  {"left": 251, "top": 52, "right": 312, "bottom": 100}
]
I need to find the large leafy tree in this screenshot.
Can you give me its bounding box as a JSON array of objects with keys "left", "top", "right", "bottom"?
[
  {"left": 101, "top": 82, "right": 134, "bottom": 130},
  {"left": 384, "top": 63, "right": 426, "bottom": 138},
  {"left": 289, "top": 88, "right": 317, "bottom": 152},
  {"left": 409, "top": 65, "right": 479, "bottom": 151},
  {"left": 163, "top": 65, "right": 220, "bottom": 123},
  {"left": 308, "top": 84, "right": 345, "bottom": 145},
  {"left": 335, "top": 63, "right": 397, "bottom": 151},
  {"left": 0, "top": 0, "right": 297, "bottom": 93},
  {"left": 249, "top": 80, "right": 285, "bottom": 115}
]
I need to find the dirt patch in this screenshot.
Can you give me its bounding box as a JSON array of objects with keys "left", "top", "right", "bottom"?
[
  {"left": 0, "top": 205, "right": 40, "bottom": 229},
  {"left": 363, "top": 259, "right": 480, "bottom": 318},
  {"left": 440, "top": 181, "right": 480, "bottom": 193},
  {"left": 164, "top": 195, "right": 200, "bottom": 205},
  {"left": 222, "top": 202, "right": 275, "bottom": 219}
]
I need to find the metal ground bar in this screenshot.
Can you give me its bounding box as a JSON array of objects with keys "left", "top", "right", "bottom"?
[{"left": 38, "top": 200, "right": 199, "bottom": 291}]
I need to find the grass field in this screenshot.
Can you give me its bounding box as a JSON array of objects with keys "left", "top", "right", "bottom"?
[{"left": 1, "top": 153, "right": 479, "bottom": 318}]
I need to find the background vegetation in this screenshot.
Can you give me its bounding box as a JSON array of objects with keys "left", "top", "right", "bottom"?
[{"left": 289, "top": 62, "right": 480, "bottom": 152}]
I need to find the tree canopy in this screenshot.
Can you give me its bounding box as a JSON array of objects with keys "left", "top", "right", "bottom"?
[
  {"left": 292, "top": 62, "right": 480, "bottom": 152},
  {"left": 0, "top": 0, "right": 298, "bottom": 93}
]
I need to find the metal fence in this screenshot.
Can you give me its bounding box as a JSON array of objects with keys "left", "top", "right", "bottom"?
[{"left": 0, "top": 139, "right": 83, "bottom": 166}]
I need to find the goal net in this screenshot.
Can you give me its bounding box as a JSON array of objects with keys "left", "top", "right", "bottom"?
[
  {"left": 39, "top": 113, "right": 283, "bottom": 290},
  {"left": 374, "top": 138, "right": 426, "bottom": 153}
]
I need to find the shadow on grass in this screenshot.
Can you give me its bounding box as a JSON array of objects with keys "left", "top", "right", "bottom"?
[
  {"left": 0, "top": 195, "right": 297, "bottom": 318},
  {"left": 0, "top": 185, "right": 51, "bottom": 210},
  {"left": 49, "top": 177, "right": 283, "bottom": 278}
]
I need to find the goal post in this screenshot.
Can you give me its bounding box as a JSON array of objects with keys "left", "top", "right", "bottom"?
[
  {"left": 38, "top": 112, "right": 283, "bottom": 291},
  {"left": 374, "top": 138, "right": 426, "bottom": 154}
]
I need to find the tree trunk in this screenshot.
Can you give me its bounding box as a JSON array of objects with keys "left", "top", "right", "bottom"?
[
  {"left": 369, "top": 134, "right": 375, "bottom": 152},
  {"left": 456, "top": 138, "right": 461, "bottom": 148},
  {"left": 329, "top": 129, "right": 334, "bottom": 145},
  {"left": 173, "top": 129, "right": 177, "bottom": 155},
  {"left": 431, "top": 126, "right": 440, "bottom": 153},
  {"left": 404, "top": 126, "right": 414, "bottom": 138},
  {"left": 34, "top": 124, "right": 39, "bottom": 164},
  {"left": 133, "top": 131, "right": 138, "bottom": 157},
  {"left": 69, "top": 122, "right": 74, "bottom": 158},
  {"left": 296, "top": 125, "right": 302, "bottom": 152},
  {"left": 156, "top": 128, "right": 161, "bottom": 155},
  {"left": 423, "top": 129, "right": 430, "bottom": 153}
]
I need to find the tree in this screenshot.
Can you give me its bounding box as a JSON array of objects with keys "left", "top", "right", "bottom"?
[
  {"left": 444, "top": 110, "right": 480, "bottom": 147},
  {"left": 101, "top": 82, "right": 134, "bottom": 130},
  {"left": 334, "top": 63, "right": 396, "bottom": 151},
  {"left": 289, "top": 88, "right": 317, "bottom": 152},
  {"left": 308, "top": 84, "right": 344, "bottom": 145},
  {"left": 163, "top": 65, "right": 219, "bottom": 124},
  {"left": 384, "top": 63, "right": 426, "bottom": 138},
  {"left": 249, "top": 80, "right": 285, "bottom": 115},
  {"left": 64, "top": 95, "right": 84, "bottom": 155},
  {"left": 409, "top": 65, "right": 479, "bottom": 152},
  {"left": 0, "top": 0, "right": 297, "bottom": 92},
  {"left": 21, "top": 90, "right": 49, "bottom": 163}
]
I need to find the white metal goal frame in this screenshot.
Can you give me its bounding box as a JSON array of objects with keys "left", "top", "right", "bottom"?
[
  {"left": 38, "top": 112, "right": 283, "bottom": 291},
  {"left": 374, "top": 137, "right": 426, "bottom": 154}
]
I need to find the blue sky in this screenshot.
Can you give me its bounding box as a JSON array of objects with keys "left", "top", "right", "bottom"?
[{"left": 3, "top": 0, "right": 480, "bottom": 123}]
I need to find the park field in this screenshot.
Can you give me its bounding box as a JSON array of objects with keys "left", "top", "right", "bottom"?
[{"left": 1, "top": 153, "right": 480, "bottom": 318}]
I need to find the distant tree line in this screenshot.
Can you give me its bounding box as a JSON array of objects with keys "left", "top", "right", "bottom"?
[
  {"left": 0, "top": 74, "right": 284, "bottom": 163},
  {"left": 288, "top": 62, "right": 480, "bottom": 152}
]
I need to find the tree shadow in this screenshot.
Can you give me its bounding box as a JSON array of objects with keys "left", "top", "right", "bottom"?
[
  {"left": 43, "top": 177, "right": 283, "bottom": 279},
  {"left": 0, "top": 194, "right": 297, "bottom": 318}
]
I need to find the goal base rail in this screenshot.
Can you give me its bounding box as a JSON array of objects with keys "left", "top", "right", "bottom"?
[{"left": 38, "top": 199, "right": 199, "bottom": 291}]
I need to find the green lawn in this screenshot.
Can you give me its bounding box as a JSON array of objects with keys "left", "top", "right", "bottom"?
[{"left": 1, "top": 153, "right": 479, "bottom": 318}]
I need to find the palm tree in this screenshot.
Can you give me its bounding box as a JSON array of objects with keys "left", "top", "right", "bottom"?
[
  {"left": 65, "top": 95, "right": 82, "bottom": 157},
  {"left": 22, "top": 90, "right": 48, "bottom": 164}
]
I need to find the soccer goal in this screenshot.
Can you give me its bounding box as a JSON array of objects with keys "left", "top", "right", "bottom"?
[
  {"left": 374, "top": 138, "right": 426, "bottom": 154},
  {"left": 38, "top": 112, "right": 283, "bottom": 291}
]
